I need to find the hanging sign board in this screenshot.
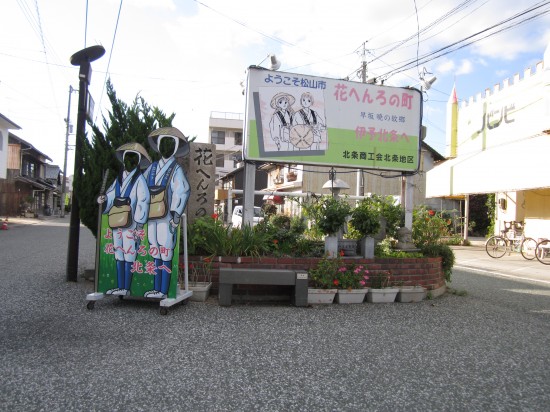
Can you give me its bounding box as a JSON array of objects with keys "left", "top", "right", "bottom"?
[{"left": 243, "top": 67, "right": 423, "bottom": 172}]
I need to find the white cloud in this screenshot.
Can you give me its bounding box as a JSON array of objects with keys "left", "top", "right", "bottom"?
[
  {"left": 456, "top": 59, "right": 473, "bottom": 75},
  {"left": 436, "top": 59, "right": 455, "bottom": 74},
  {"left": 2, "top": 0, "right": 550, "bottom": 170}
]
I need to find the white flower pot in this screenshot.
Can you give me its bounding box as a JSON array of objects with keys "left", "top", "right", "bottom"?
[
  {"left": 367, "top": 287, "right": 399, "bottom": 303},
  {"left": 188, "top": 282, "right": 212, "bottom": 302},
  {"left": 397, "top": 286, "right": 426, "bottom": 303},
  {"left": 308, "top": 288, "right": 337, "bottom": 304},
  {"left": 336, "top": 288, "right": 368, "bottom": 304}
]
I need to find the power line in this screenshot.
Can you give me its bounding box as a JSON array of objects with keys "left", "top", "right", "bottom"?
[
  {"left": 95, "top": 0, "right": 124, "bottom": 124},
  {"left": 33, "top": 0, "right": 59, "bottom": 119},
  {"left": 379, "top": 2, "right": 550, "bottom": 80}
]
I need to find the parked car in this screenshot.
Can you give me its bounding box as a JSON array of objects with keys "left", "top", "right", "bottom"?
[{"left": 231, "top": 205, "right": 264, "bottom": 228}]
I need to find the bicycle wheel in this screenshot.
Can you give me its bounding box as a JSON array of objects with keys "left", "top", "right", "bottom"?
[
  {"left": 535, "top": 239, "right": 550, "bottom": 265},
  {"left": 486, "top": 236, "right": 507, "bottom": 258},
  {"left": 520, "top": 237, "right": 537, "bottom": 260}
]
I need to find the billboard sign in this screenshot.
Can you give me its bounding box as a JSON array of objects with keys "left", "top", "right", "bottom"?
[{"left": 243, "top": 67, "right": 423, "bottom": 172}]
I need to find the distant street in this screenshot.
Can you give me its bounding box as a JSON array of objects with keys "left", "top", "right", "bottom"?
[{"left": 1, "top": 216, "right": 549, "bottom": 411}]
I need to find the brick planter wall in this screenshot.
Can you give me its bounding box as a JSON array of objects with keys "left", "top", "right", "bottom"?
[{"left": 184, "top": 255, "right": 445, "bottom": 298}]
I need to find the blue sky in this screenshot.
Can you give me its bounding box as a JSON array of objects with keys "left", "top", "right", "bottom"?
[{"left": 1, "top": 0, "right": 549, "bottom": 173}]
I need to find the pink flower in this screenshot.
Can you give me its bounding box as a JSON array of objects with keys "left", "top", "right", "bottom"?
[
  {"left": 363, "top": 275, "right": 369, "bottom": 280},
  {"left": 338, "top": 267, "right": 347, "bottom": 272},
  {"left": 360, "top": 280, "right": 366, "bottom": 286}
]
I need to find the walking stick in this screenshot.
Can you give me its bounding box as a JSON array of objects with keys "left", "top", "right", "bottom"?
[{"left": 94, "top": 170, "right": 109, "bottom": 293}]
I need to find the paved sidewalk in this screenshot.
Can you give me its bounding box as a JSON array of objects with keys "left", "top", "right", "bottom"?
[
  {"left": 1, "top": 221, "right": 550, "bottom": 410},
  {"left": 451, "top": 237, "right": 550, "bottom": 284}
]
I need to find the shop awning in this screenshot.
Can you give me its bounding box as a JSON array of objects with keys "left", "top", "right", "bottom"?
[
  {"left": 426, "top": 134, "right": 550, "bottom": 197},
  {"left": 16, "top": 175, "right": 57, "bottom": 191}
]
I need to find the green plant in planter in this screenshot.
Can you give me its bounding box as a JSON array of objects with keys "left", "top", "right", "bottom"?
[
  {"left": 308, "top": 255, "right": 342, "bottom": 289},
  {"left": 350, "top": 198, "right": 380, "bottom": 237},
  {"left": 336, "top": 263, "right": 370, "bottom": 290},
  {"left": 305, "top": 196, "right": 352, "bottom": 236},
  {"left": 179, "top": 257, "right": 213, "bottom": 285},
  {"left": 369, "top": 270, "right": 392, "bottom": 289}
]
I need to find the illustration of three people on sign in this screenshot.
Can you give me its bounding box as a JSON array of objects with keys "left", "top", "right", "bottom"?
[
  {"left": 269, "top": 91, "right": 327, "bottom": 151},
  {"left": 97, "top": 127, "right": 190, "bottom": 299}
]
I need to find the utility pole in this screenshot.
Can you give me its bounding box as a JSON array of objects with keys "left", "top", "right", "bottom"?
[
  {"left": 66, "top": 45, "right": 105, "bottom": 282},
  {"left": 361, "top": 41, "right": 367, "bottom": 84},
  {"left": 60, "top": 85, "right": 75, "bottom": 219},
  {"left": 356, "top": 41, "right": 368, "bottom": 198}
]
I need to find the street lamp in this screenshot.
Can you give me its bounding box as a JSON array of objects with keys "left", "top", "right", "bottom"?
[{"left": 66, "top": 45, "right": 105, "bottom": 282}]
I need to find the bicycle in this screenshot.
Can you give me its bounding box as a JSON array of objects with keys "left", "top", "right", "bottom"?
[
  {"left": 485, "top": 221, "right": 537, "bottom": 260},
  {"left": 535, "top": 238, "right": 550, "bottom": 265}
]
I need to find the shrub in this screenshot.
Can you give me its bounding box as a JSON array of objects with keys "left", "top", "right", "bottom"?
[
  {"left": 372, "top": 194, "right": 404, "bottom": 238},
  {"left": 421, "top": 243, "right": 455, "bottom": 283},
  {"left": 256, "top": 214, "right": 308, "bottom": 256},
  {"left": 306, "top": 196, "right": 353, "bottom": 236},
  {"left": 350, "top": 198, "right": 380, "bottom": 237},
  {"left": 412, "top": 206, "right": 452, "bottom": 247}
]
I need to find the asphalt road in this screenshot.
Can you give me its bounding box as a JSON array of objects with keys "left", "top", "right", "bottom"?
[{"left": 1, "top": 216, "right": 549, "bottom": 411}]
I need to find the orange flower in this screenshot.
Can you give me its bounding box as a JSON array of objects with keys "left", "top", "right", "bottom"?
[
  {"left": 273, "top": 239, "right": 279, "bottom": 244},
  {"left": 339, "top": 250, "right": 345, "bottom": 256},
  {"left": 211, "top": 213, "right": 219, "bottom": 219},
  {"left": 333, "top": 279, "right": 339, "bottom": 286}
]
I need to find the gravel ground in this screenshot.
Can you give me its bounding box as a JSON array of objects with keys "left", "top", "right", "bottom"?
[{"left": 1, "top": 218, "right": 549, "bottom": 411}]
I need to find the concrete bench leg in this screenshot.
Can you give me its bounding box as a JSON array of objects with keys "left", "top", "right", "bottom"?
[
  {"left": 219, "top": 283, "right": 233, "bottom": 306},
  {"left": 292, "top": 276, "right": 308, "bottom": 307}
]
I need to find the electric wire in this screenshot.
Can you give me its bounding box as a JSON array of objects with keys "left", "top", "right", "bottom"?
[
  {"left": 379, "top": 1, "right": 550, "bottom": 80},
  {"left": 33, "top": 0, "right": 60, "bottom": 119},
  {"left": 95, "top": 0, "right": 124, "bottom": 124}
]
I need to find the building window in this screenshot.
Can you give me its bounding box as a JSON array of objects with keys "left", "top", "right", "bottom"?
[
  {"left": 211, "top": 130, "right": 225, "bottom": 145},
  {"left": 22, "top": 159, "right": 36, "bottom": 177},
  {"left": 216, "top": 154, "right": 225, "bottom": 167},
  {"left": 234, "top": 132, "right": 242, "bottom": 146}
]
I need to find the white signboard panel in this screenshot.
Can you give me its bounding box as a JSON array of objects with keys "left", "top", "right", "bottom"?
[{"left": 243, "top": 67, "right": 423, "bottom": 172}]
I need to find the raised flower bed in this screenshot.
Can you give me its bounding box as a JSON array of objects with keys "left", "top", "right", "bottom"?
[{"left": 183, "top": 255, "right": 446, "bottom": 302}]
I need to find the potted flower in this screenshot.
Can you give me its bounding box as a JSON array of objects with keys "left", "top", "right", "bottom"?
[
  {"left": 366, "top": 270, "right": 399, "bottom": 303},
  {"left": 180, "top": 257, "right": 213, "bottom": 302},
  {"left": 350, "top": 198, "right": 380, "bottom": 258},
  {"left": 308, "top": 196, "right": 352, "bottom": 258},
  {"left": 307, "top": 255, "right": 340, "bottom": 304},
  {"left": 335, "top": 263, "right": 369, "bottom": 304}
]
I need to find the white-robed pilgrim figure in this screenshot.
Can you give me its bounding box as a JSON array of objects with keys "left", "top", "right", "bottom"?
[
  {"left": 97, "top": 142, "right": 151, "bottom": 296},
  {"left": 143, "top": 127, "right": 190, "bottom": 299}
]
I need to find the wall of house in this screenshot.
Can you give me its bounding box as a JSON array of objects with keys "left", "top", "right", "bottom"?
[
  {"left": 523, "top": 189, "right": 550, "bottom": 240},
  {"left": 0, "top": 131, "right": 6, "bottom": 179}
]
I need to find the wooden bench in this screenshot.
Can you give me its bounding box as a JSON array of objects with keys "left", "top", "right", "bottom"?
[{"left": 219, "top": 268, "right": 308, "bottom": 307}]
